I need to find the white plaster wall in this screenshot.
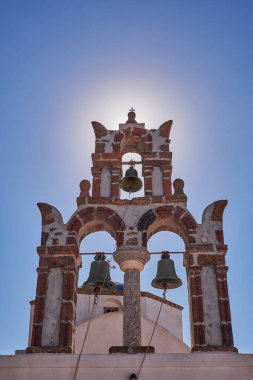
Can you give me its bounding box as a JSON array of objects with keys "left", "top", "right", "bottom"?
[
  {"left": 1, "top": 353, "right": 253, "bottom": 380},
  {"left": 201, "top": 266, "right": 222, "bottom": 346},
  {"left": 100, "top": 167, "right": 111, "bottom": 197},
  {"left": 75, "top": 311, "right": 189, "bottom": 354},
  {"left": 141, "top": 297, "right": 183, "bottom": 340},
  {"left": 41, "top": 268, "right": 63, "bottom": 346},
  {"left": 76, "top": 294, "right": 182, "bottom": 340},
  {"left": 152, "top": 167, "right": 163, "bottom": 196}
]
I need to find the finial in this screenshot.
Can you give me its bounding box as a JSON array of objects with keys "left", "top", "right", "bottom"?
[
  {"left": 126, "top": 107, "right": 137, "bottom": 123},
  {"left": 173, "top": 178, "right": 185, "bottom": 196}
]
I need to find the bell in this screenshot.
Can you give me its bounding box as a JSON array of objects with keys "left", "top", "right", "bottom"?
[
  {"left": 151, "top": 253, "right": 182, "bottom": 290},
  {"left": 82, "top": 253, "right": 116, "bottom": 295},
  {"left": 120, "top": 165, "right": 143, "bottom": 193}
]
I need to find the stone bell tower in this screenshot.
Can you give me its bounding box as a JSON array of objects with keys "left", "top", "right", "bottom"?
[{"left": 27, "top": 109, "right": 237, "bottom": 354}]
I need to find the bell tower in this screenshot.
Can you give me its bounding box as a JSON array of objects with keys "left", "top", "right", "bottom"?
[
  {"left": 91, "top": 108, "right": 173, "bottom": 198},
  {"left": 27, "top": 109, "right": 237, "bottom": 354}
]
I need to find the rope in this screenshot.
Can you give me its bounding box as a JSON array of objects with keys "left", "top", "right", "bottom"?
[
  {"left": 72, "top": 191, "right": 130, "bottom": 380},
  {"left": 135, "top": 289, "right": 167, "bottom": 380},
  {"left": 73, "top": 296, "right": 98, "bottom": 380}
]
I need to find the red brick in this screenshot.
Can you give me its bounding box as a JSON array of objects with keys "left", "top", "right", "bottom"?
[
  {"left": 67, "top": 216, "right": 82, "bottom": 233},
  {"left": 95, "top": 142, "right": 105, "bottom": 153},
  {"left": 160, "top": 144, "right": 169, "bottom": 151},
  {"left": 116, "top": 231, "right": 124, "bottom": 247},
  {"left": 216, "top": 230, "right": 224, "bottom": 244},
  {"left": 159, "top": 120, "right": 173, "bottom": 137},
  {"left": 61, "top": 302, "right": 74, "bottom": 322},
  {"left": 173, "top": 206, "right": 185, "bottom": 219},
  {"left": 59, "top": 322, "right": 74, "bottom": 346},
  {"left": 114, "top": 132, "right": 124, "bottom": 142},
  {"left": 194, "top": 324, "right": 205, "bottom": 346},
  {"left": 144, "top": 177, "right": 152, "bottom": 190},
  {"left": 221, "top": 323, "right": 234, "bottom": 346},
  {"left": 191, "top": 296, "right": 204, "bottom": 322},
  {"left": 41, "top": 232, "right": 49, "bottom": 245},
  {"left": 36, "top": 273, "right": 48, "bottom": 297},
  {"left": 144, "top": 142, "right": 153, "bottom": 152},
  {"left": 62, "top": 272, "right": 76, "bottom": 300},
  {"left": 31, "top": 324, "right": 42, "bottom": 346},
  {"left": 111, "top": 183, "right": 120, "bottom": 197},
  {"left": 190, "top": 276, "right": 202, "bottom": 296},
  {"left": 66, "top": 236, "right": 77, "bottom": 245},
  {"left": 163, "top": 178, "right": 172, "bottom": 195},
  {"left": 33, "top": 297, "right": 45, "bottom": 324},
  {"left": 132, "top": 126, "right": 146, "bottom": 138},
  {"left": 156, "top": 206, "right": 174, "bottom": 218},
  {"left": 92, "top": 179, "right": 100, "bottom": 197},
  {"left": 142, "top": 232, "right": 147, "bottom": 247},
  {"left": 182, "top": 213, "right": 197, "bottom": 230},
  {"left": 112, "top": 143, "right": 120, "bottom": 152},
  {"left": 219, "top": 299, "right": 231, "bottom": 322},
  {"left": 143, "top": 133, "right": 152, "bottom": 142}
]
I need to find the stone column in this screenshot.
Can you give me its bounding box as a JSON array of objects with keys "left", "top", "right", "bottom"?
[
  {"left": 187, "top": 265, "right": 205, "bottom": 349},
  {"left": 186, "top": 252, "right": 237, "bottom": 352},
  {"left": 113, "top": 247, "right": 150, "bottom": 348},
  {"left": 216, "top": 266, "right": 235, "bottom": 348},
  {"left": 123, "top": 268, "right": 141, "bottom": 346},
  {"left": 27, "top": 246, "right": 79, "bottom": 353},
  {"left": 91, "top": 167, "right": 102, "bottom": 197}
]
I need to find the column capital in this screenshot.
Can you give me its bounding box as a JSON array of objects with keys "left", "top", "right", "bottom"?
[{"left": 114, "top": 246, "right": 150, "bottom": 272}]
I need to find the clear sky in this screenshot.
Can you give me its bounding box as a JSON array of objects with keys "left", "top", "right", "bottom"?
[{"left": 1, "top": 0, "right": 253, "bottom": 354}]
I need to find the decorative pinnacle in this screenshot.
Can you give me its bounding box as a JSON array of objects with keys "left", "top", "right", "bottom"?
[{"left": 126, "top": 108, "right": 137, "bottom": 123}]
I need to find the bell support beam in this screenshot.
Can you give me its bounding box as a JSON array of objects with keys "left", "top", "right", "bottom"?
[{"left": 113, "top": 247, "right": 150, "bottom": 347}]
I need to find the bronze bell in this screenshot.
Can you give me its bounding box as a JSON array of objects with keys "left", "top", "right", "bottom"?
[
  {"left": 151, "top": 253, "right": 182, "bottom": 290},
  {"left": 82, "top": 253, "right": 116, "bottom": 295},
  {"left": 120, "top": 165, "right": 142, "bottom": 193}
]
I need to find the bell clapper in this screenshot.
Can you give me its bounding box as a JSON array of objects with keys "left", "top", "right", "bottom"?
[{"left": 162, "top": 284, "right": 167, "bottom": 299}]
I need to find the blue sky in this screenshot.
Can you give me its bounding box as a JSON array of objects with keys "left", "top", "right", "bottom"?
[{"left": 0, "top": 0, "right": 253, "bottom": 354}]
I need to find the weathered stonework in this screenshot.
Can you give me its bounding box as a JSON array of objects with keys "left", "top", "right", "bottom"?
[{"left": 29, "top": 111, "right": 236, "bottom": 354}]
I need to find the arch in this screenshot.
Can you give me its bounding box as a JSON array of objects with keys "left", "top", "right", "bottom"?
[
  {"left": 67, "top": 206, "right": 126, "bottom": 247},
  {"left": 137, "top": 206, "right": 198, "bottom": 245},
  {"left": 101, "top": 297, "right": 123, "bottom": 311},
  {"left": 121, "top": 152, "right": 144, "bottom": 199}
]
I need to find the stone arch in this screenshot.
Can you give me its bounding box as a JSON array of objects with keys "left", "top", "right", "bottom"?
[
  {"left": 137, "top": 206, "right": 198, "bottom": 247},
  {"left": 67, "top": 207, "right": 126, "bottom": 247}
]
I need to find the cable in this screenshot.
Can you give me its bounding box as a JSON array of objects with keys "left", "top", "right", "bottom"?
[
  {"left": 73, "top": 295, "right": 98, "bottom": 380},
  {"left": 135, "top": 289, "right": 167, "bottom": 380},
  {"left": 72, "top": 191, "right": 130, "bottom": 380}
]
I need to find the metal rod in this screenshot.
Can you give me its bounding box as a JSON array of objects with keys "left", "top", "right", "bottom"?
[
  {"left": 80, "top": 251, "right": 185, "bottom": 255},
  {"left": 121, "top": 161, "right": 142, "bottom": 165}
]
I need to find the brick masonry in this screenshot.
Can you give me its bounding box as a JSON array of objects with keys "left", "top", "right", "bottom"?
[{"left": 29, "top": 111, "right": 236, "bottom": 353}]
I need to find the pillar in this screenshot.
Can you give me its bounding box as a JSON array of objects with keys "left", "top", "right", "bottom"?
[
  {"left": 186, "top": 253, "right": 237, "bottom": 352},
  {"left": 27, "top": 246, "right": 79, "bottom": 353},
  {"left": 113, "top": 247, "right": 150, "bottom": 348},
  {"left": 188, "top": 265, "right": 205, "bottom": 349},
  {"left": 216, "top": 266, "right": 234, "bottom": 347}
]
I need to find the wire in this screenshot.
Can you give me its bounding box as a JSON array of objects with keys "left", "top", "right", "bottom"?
[
  {"left": 135, "top": 289, "right": 167, "bottom": 380},
  {"left": 73, "top": 296, "right": 98, "bottom": 380},
  {"left": 72, "top": 191, "right": 130, "bottom": 380}
]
